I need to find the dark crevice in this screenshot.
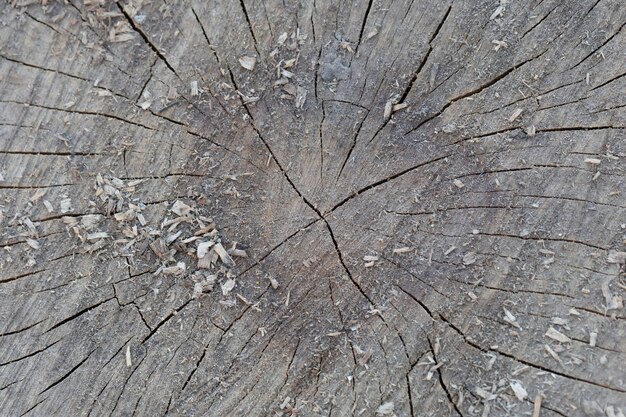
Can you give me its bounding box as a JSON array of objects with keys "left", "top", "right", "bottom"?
[
  {"left": 0, "top": 150, "right": 99, "bottom": 156},
  {"left": 0, "top": 338, "right": 62, "bottom": 367},
  {"left": 336, "top": 108, "right": 370, "bottom": 182},
  {"left": 477, "top": 231, "right": 606, "bottom": 251},
  {"left": 1, "top": 100, "right": 157, "bottom": 131},
  {"left": 0, "top": 319, "right": 45, "bottom": 337},
  {"left": 427, "top": 336, "right": 465, "bottom": 417},
  {"left": 397, "top": 5, "right": 452, "bottom": 105},
  {"left": 43, "top": 297, "right": 115, "bottom": 334},
  {"left": 115, "top": 2, "right": 179, "bottom": 77},
  {"left": 404, "top": 49, "right": 548, "bottom": 136},
  {"left": 110, "top": 354, "right": 147, "bottom": 415},
  {"left": 538, "top": 125, "right": 624, "bottom": 133},
  {"left": 19, "top": 397, "right": 47, "bottom": 417},
  {"left": 323, "top": 219, "right": 375, "bottom": 307},
  {"left": 520, "top": 5, "right": 556, "bottom": 40},
  {"left": 387, "top": 257, "right": 449, "bottom": 300},
  {"left": 360, "top": 17, "right": 452, "bottom": 148},
  {"left": 589, "top": 69, "right": 626, "bottom": 92},
  {"left": 237, "top": 0, "right": 261, "bottom": 55},
  {"left": 439, "top": 313, "right": 626, "bottom": 393},
  {"left": 567, "top": 19, "right": 626, "bottom": 71},
  {"left": 0, "top": 269, "right": 46, "bottom": 285},
  {"left": 329, "top": 154, "right": 451, "bottom": 215},
  {"left": 0, "top": 378, "right": 24, "bottom": 392},
  {"left": 395, "top": 285, "right": 436, "bottom": 320},
  {"left": 141, "top": 299, "right": 194, "bottom": 344},
  {"left": 354, "top": 0, "right": 374, "bottom": 54},
  {"left": 0, "top": 54, "right": 91, "bottom": 85},
  {"left": 38, "top": 347, "right": 96, "bottom": 395}
]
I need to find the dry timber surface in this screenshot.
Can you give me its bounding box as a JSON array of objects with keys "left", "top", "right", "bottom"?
[{"left": 0, "top": 0, "right": 625, "bottom": 416}]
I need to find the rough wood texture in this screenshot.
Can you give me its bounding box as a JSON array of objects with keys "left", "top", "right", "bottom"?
[{"left": 1, "top": 0, "right": 625, "bottom": 416}]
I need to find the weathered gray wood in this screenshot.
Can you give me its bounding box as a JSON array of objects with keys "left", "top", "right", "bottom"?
[{"left": 1, "top": 0, "right": 625, "bottom": 416}]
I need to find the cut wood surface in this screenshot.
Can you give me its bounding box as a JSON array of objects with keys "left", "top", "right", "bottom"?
[{"left": 1, "top": 0, "right": 625, "bottom": 416}]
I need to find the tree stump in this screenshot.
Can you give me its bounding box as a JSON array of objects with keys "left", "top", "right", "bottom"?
[{"left": 1, "top": 1, "right": 625, "bottom": 416}]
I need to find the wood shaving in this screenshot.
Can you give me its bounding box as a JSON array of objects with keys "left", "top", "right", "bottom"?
[
  {"left": 509, "top": 108, "right": 523, "bottom": 122},
  {"left": 366, "top": 28, "right": 378, "bottom": 39},
  {"left": 383, "top": 100, "right": 393, "bottom": 121},
  {"left": 295, "top": 86, "right": 307, "bottom": 108},
  {"left": 392, "top": 247, "right": 411, "bottom": 254},
  {"left": 269, "top": 276, "right": 279, "bottom": 289},
  {"left": 197, "top": 241, "right": 214, "bottom": 259},
  {"left": 171, "top": 200, "right": 192, "bottom": 216},
  {"left": 544, "top": 344, "right": 565, "bottom": 367},
  {"left": 490, "top": 5, "right": 504, "bottom": 20},
  {"left": 376, "top": 402, "right": 394, "bottom": 415},
  {"left": 532, "top": 395, "right": 542, "bottom": 417},
  {"left": 509, "top": 381, "right": 527, "bottom": 401},
  {"left": 545, "top": 327, "right": 571, "bottom": 343},
  {"left": 220, "top": 278, "right": 236, "bottom": 295},
  {"left": 60, "top": 198, "right": 73, "bottom": 213},
  {"left": 214, "top": 242, "right": 235, "bottom": 267},
  {"left": 607, "top": 250, "right": 626, "bottom": 264},
  {"left": 126, "top": 345, "right": 132, "bottom": 367},
  {"left": 463, "top": 252, "right": 477, "bottom": 265},
  {"left": 26, "top": 238, "right": 40, "bottom": 250},
  {"left": 238, "top": 56, "right": 257, "bottom": 70}
]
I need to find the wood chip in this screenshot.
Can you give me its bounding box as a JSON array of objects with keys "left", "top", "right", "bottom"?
[
  {"left": 171, "top": 200, "right": 191, "bottom": 216},
  {"left": 453, "top": 179, "right": 465, "bottom": 188},
  {"left": 607, "top": 250, "right": 626, "bottom": 264},
  {"left": 295, "top": 86, "right": 307, "bottom": 109},
  {"left": 126, "top": 345, "right": 132, "bottom": 367},
  {"left": 525, "top": 125, "right": 536, "bottom": 136},
  {"left": 269, "top": 276, "right": 279, "bottom": 289},
  {"left": 492, "top": 40, "right": 508, "bottom": 51},
  {"left": 392, "top": 247, "right": 411, "bottom": 254},
  {"left": 584, "top": 158, "right": 601, "bottom": 165},
  {"left": 221, "top": 278, "right": 236, "bottom": 295},
  {"left": 26, "top": 238, "right": 40, "bottom": 250},
  {"left": 544, "top": 344, "right": 565, "bottom": 367},
  {"left": 444, "top": 246, "right": 457, "bottom": 255},
  {"left": 509, "top": 108, "right": 523, "bottom": 122},
  {"left": 589, "top": 331, "right": 597, "bottom": 347},
  {"left": 509, "top": 381, "right": 527, "bottom": 401},
  {"left": 29, "top": 189, "right": 46, "bottom": 203},
  {"left": 213, "top": 242, "right": 235, "bottom": 267},
  {"left": 545, "top": 327, "right": 571, "bottom": 343},
  {"left": 43, "top": 200, "right": 54, "bottom": 213},
  {"left": 463, "top": 252, "right": 477, "bottom": 265},
  {"left": 363, "top": 255, "right": 379, "bottom": 262},
  {"left": 197, "top": 241, "right": 214, "bottom": 259},
  {"left": 490, "top": 5, "right": 504, "bottom": 20},
  {"left": 392, "top": 103, "right": 408, "bottom": 112},
  {"left": 60, "top": 198, "right": 73, "bottom": 213},
  {"left": 190, "top": 81, "right": 199, "bottom": 96},
  {"left": 87, "top": 232, "right": 109, "bottom": 240},
  {"left": 376, "top": 402, "right": 394, "bottom": 415},
  {"left": 358, "top": 348, "right": 373, "bottom": 366},
  {"left": 238, "top": 56, "right": 257, "bottom": 70},
  {"left": 503, "top": 308, "right": 522, "bottom": 329},
  {"left": 383, "top": 100, "right": 393, "bottom": 121},
  {"left": 601, "top": 280, "right": 623, "bottom": 310},
  {"left": 532, "top": 395, "right": 542, "bottom": 417}
]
